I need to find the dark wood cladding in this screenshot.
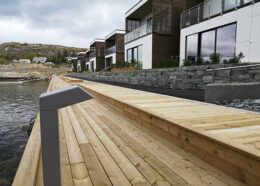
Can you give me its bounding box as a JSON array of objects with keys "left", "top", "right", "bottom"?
[
  {"left": 151, "top": 0, "right": 203, "bottom": 68},
  {"left": 115, "top": 34, "right": 125, "bottom": 63},
  {"left": 96, "top": 57, "right": 105, "bottom": 71},
  {"left": 105, "top": 33, "right": 125, "bottom": 64},
  {"left": 90, "top": 41, "right": 105, "bottom": 71}
]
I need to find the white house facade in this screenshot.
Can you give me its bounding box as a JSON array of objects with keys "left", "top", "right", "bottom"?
[
  {"left": 105, "top": 30, "right": 125, "bottom": 68},
  {"left": 180, "top": 0, "right": 260, "bottom": 65},
  {"left": 124, "top": 0, "right": 153, "bottom": 70}
]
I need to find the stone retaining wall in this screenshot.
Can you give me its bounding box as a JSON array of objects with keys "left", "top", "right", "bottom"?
[{"left": 76, "top": 63, "right": 260, "bottom": 91}]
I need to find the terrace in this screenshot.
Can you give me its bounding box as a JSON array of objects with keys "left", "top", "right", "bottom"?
[
  {"left": 124, "top": 0, "right": 152, "bottom": 43},
  {"left": 105, "top": 30, "right": 125, "bottom": 56},
  {"left": 181, "top": 0, "right": 258, "bottom": 28}
]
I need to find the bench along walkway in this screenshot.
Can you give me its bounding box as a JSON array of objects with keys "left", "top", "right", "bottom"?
[{"left": 13, "top": 76, "right": 260, "bottom": 185}]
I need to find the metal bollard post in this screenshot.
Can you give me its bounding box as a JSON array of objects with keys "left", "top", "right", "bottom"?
[{"left": 40, "top": 85, "right": 92, "bottom": 186}]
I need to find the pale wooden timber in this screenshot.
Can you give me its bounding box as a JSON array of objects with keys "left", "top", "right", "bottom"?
[
  {"left": 13, "top": 76, "right": 260, "bottom": 186},
  {"left": 65, "top": 76, "right": 260, "bottom": 185}
]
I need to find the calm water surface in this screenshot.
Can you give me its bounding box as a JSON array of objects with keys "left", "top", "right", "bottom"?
[{"left": 0, "top": 81, "right": 49, "bottom": 186}]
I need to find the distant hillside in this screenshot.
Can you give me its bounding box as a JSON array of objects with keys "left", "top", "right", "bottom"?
[{"left": 0, "top": 42, "right": 87, "bottom": 64}]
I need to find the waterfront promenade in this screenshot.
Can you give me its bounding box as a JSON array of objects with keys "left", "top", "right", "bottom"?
[{"left": 13, "top": 76, "right": 260, "bottom": 185}]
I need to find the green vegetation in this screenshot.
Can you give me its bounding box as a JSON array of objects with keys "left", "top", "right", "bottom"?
[
  {"left": 156, "top": 58, "right": 180, "bottom": 68},
  {"left": 0, "top": 58, "right": 8, "bottom": 65},
  {"left": 0, "top": 42, "right": 84, "bottom": 65},
  {"left": 227, "top": 52, "right": 245, "bottom": 64},
  {"left": 47, "top": 49, "right": 71, "bottom": 64},
  {"left": 210, "top": 53, "right": 221, "bottom": 64}
]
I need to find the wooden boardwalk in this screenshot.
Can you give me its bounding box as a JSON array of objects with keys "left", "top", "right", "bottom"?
[{"left": 13, "top": 76, "right": 260, "bottom": 186}]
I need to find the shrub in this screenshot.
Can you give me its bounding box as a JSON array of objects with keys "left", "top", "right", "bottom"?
[
  {"left": 157, "top": 57, "right": 180, "bottom": 68},
  {"left": 210, "top": 53, "right": 221, "bottom": 64},
  {"left": 114, "top": 61, "right": 132, "bottom": 69},
  {"left": 183, "top": 59, "right": 192, "bottom": 66},
  {"left": 196, "top": 56, "right": 204, "bottom": 66},
  {"left": 229, "top": 52, "right": 245, "bottom": 64},
  {"left": 0, "top": 58, "right": 7, "bottom": 65}
]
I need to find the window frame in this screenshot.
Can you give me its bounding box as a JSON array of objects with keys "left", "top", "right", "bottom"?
[
  {"left": 185, "top": 22, "right": 237, "bottom": 62},
  {"left": 127, "top": 45, "right": 143, "bottom": 70}
]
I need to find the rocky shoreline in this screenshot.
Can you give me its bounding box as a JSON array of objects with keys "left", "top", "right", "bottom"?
[
  {"left": 216, "top": 99, "right": 260, "bottom": 113},
  {"left": 0, "top": 63, "right": 70, "bottom": 81}
]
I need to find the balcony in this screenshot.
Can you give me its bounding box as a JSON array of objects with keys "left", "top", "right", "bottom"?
[
  {"left": 125, "top": 23, "right": 152, "bottom": 43},
  {"left": 105, "top": 45, "right": 116, "bottom": 56},
  {"left": 181, "top": 0, "right": 255, "bottom": 28},
  {"left": 89, "top": 51, "right": 96, "bottom": 59}
]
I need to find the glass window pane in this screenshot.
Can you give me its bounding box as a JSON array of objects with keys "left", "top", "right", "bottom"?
[
  {"left": 224, "top": 0, "right": 237, "bottom": 11},
  {"left": 133, "top": 47, "right": 138, "bottom": 62},
  {"left": 138, "top": 46, "right": 143, "bottom": 69},
  {"left": 241, "top": 0, "right": 253, "bottom": 5},
  {"left": 210, "top": 0, "right": 222, "bottom": 16},
  {"left": 127, "top": 49, "right": 132, "bottom": 62},
  {"left": 216, "top": 24, "right": 236, "bottom": 62},
  {"left": 147, "top": 18, "right": 152, "bottom": 34},
  {"left": 201, "top": 30, "right": 216, "bottom": 62},
  {"left": 186, "top": 34, "right": 198, "bottom": 62},
  {"left": 127, "top": 20, "right": 131, "bottom": 32},
  {"left": 201, "top": 1, "right": 210, "bottom": 20}
]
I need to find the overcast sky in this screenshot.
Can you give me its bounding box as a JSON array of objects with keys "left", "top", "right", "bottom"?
[{"left": 0, "top": 0, "right": 138, "bottom": 48}]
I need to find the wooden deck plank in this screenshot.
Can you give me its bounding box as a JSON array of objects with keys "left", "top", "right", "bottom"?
[
  {"left": 14, "top": 76, "right": 260, "bottom": 186},
  {"left": 75, "top": 104, "right": 151, "bottom": 186},
  {"left": 82, "top": 99, "right": 247, "bottom": 186},
  {"left": 78, "top": 79, "right": 260, "bottom": 185},
  {"left": 74, "top": 105, "right": 132, "bottom": 186}
]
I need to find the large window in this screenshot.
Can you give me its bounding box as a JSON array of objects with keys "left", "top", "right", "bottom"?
[
  {"left": 127, "top": 45, "right": 143, "bottom": 69},
  {"left": 127, "top": 19, "right": 141, "bottom": 32},
  {"left": 201, "top": 30, "right": 216, "bottom": 62},
  {"left": 216, "top": 24, "right": 236, "bottom": 62},
  {"left": 186, "top": 34, "right": 198, "bottom": 62},
  {"left": 185, "top": 23, "right": 237, "bottom": 63},
  {"left": 147, "top": 18, "right": 152, "bottom": 34}
]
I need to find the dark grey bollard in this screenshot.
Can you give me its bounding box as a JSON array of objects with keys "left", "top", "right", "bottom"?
[{"left": 40, "top": 85, "right": 92, "bottom": 186}]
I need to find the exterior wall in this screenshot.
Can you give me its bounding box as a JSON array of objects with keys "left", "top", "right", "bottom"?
[
  {"left": 125, "top": 0, "right": 194, "bottom": 69},
  {"left": 89, "top": 57, "right": 96, "bottom": 72},
  {"left": 116, "top": 52, "right": 125, "bottom": 63},
  {"left": 96, "top": 57, "right": 105, "bottom": 71},
  {"left": 125, "top": 34, "right": 153, "bottom": 69},
  {"left": 152, "top": 0, "right": 185, "bottom": 67},
  {"left": 105, "top": 53, "right": 116, "bottom": 65},
  {"left": 73, "top": 64, "right": 260, "bottom": 91},
  {"left": 180, "top": 3, "right": 260, "bottom": 65},
  {"left": 141, "top": 12, "right": 153, "bottom": 25}
]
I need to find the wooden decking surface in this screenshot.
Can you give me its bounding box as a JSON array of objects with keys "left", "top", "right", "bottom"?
[{"left": 13, "top": 76, "right": 260, "bottom": 186}]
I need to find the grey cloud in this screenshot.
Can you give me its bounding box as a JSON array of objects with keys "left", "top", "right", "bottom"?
[{"left": 0, "top": 0, "right": 137, "bottom": 47}]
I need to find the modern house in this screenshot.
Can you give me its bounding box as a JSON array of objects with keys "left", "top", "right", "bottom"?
[
  {"left": 105, "top": 30, "right": 125, "bottom": 69},
  {"left": 180, "top": 0, "right": 260, "bottom": 65},
  {"left": 85, "top": 50, "right": 91, "bottom": 71},
  {"left": 124, "top": 0, "right": 200, "bottom": 69},
  {"left": 87, "top": 39, "right": 105, "bottom": 72},
  {"left": 76, "top": 51, "right": 87, "bottom": 72},
  {"left": 32, "top": 57, "right": 47, "bottom": 64}
]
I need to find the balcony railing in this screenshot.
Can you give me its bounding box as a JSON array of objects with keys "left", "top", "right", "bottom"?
[
  {"left": 105, "top": 45, "right": 116, "bottom": 56},
  {"left": 181, "top": 0, "right": 256, "bottom": 28},
  {"left": 125, "top": 24, "right": 152, "bottom": 43},
  {"left": 89, "top": 51, "right": 96, "bottom": 59}
]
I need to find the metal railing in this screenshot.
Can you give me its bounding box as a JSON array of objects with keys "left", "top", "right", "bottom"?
[
  {"left": 40, "top": 78, "right": 92, "bottom": 186},
  {"left": 206, "top": 63, "right": 260, "bottom": 72},
  {"left": 105, "top": 45, "right": 116, "bottom": 55},
  {"left": 125, "top": 23, "right": 152, "bottom": 43},
  {"left": 181, "top": 0, "right": 256, "bottom": 28}
]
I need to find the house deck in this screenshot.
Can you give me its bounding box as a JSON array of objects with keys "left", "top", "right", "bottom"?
[{"left": 13, "top": 76, "right": 260, "bottom": 186}]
